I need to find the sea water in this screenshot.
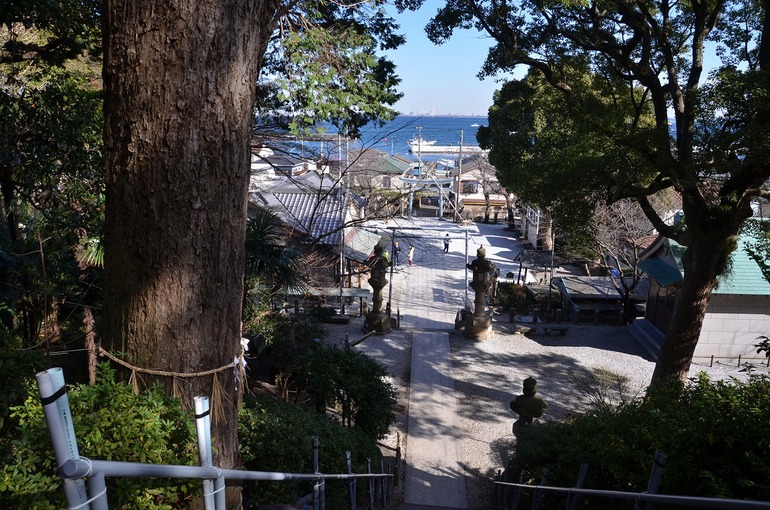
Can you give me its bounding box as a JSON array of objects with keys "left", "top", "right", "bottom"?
[
  {"left": 284, "top": 115, "right": 488, "bottom": 163},
  {"left": 355, "top": 115, "right": 488, "bottom": 158}
]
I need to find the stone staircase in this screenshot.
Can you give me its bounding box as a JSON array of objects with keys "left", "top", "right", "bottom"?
[{"left": 627, "top": 318, "right": 663, "bottom": 360}]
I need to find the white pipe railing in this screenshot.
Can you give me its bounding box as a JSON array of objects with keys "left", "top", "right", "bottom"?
[
  {"left": 36, "top": 368, "right": 392, "bottom": 510},
  {"left": 495, "top": 453, "right": 770, "bottom": 510},
  {"left": 494, "top": 481, "right": 770, "bottom": 510}
]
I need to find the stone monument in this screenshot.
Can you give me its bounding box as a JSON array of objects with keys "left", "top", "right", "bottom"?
[
  {"left": 464, "top": 245, "right": 495, "bottom": 340},
  {"left": 510, "top": 376, "right": 548, "bottom": 437},
  {"left": 364, "top": 244, "right": 392, "bottom": 334}
]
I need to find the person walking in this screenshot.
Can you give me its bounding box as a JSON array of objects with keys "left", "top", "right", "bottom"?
[
  {"left": 443, "top": 234, "right": 450, "bottom": 253},
  {"left": 407, "top": 244, "right": 414, "bottom": 267}
]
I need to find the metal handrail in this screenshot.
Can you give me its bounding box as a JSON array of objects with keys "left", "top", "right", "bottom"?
[
  {"left": 36, "top": 367, "right": 392, "bottom": 510},
  {"left": 494, "top": 480, "right": 770, "bottom": 509}
]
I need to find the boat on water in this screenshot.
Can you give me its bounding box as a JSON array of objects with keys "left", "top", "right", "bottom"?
[
  {"left": 406, "top": 136, "right": 436, "bottom": 152},
  {"left": 408, "top": 143, "right": 485, "bottom": 154}
]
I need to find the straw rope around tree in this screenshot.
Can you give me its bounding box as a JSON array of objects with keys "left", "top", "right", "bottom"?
[{"left": 98, "top": 342, "right": 248, "bottom": 425}]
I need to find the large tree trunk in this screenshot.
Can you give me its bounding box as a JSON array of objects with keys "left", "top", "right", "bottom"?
[
  {"left": 650, "top": 228, "right": 738, "bottom": 385},
  {"left": 102, "top": 0, "right": 277, "bottom": 492}
]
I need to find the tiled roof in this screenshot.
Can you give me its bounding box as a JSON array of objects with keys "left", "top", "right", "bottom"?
[
  {"left": 555, "top": 276, "right": 648, "bottom": 300},
  {"left": 349, "top": 149, "right": 412, "bottom": 175},
  {"left": 715, "top": 235, "right": 770, "bottom": 295},
  {"left": 640, "top": 233, "right": 770, "bottom": 295},
  {"left": 342, "top": 227, "right": 383, "bottom": 263},
  {"left": 272, "top": 192, "right": 344, "bottom": 246}
]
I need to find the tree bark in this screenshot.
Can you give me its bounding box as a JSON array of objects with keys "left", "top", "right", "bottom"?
[
  {"left": 650, "top": 228, "right": 736, "bottom": 385},
  {"left": 102, "top": 0, "right": 278, "bottom": 485}
]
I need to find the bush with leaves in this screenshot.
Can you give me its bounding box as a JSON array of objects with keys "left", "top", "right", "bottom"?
[
  {"left": 239, "top": 395, "right": 382, "bottom": 508},
  {"left": 0, "top": 364, "right": 199, "bottom": 509},
  {"left": 300, "top": 344, "right": 397, "bottom": 439},
  {"left": 506, "top": 373, "right": 770, "bottom": 509},
  {"left": 496, "top": 282, "right": 528, "bottom": 312}
]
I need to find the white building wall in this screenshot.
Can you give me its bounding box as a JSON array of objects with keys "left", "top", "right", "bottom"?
[{"left": 694, "top": 294, "right": 770, "bottom": 361}]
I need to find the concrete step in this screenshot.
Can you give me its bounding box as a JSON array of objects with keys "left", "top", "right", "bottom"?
[{"left": 628, "top": 318, "right": 663, "bottom": 360}]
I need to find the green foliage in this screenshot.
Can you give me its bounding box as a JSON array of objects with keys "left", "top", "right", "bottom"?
[
  {"left": 239, "top": 395, "right": 382, "bottom": 508},
  {"left": 496, "top": 281, "right": 527, "bottom": 312},
  {"left": 255, "top": 1, "right": 404, "bottom": 138},
  {"left": 1, "top": 0, "right": 102, "bottom": 65},
  {"left": 508, "top": 374, "right": 770, "bottom": 507},
  {"left": 0, "top": 364, "right": 199, "bottom": 509},
  {"left": 480, "top": 67, "right": 657, "bottom": 232},
  {"left": 244, "top": 208, "right": 307, "bottom": 293},
  {"left": 301, "top": 344, "right": 397, "bottom": 439},
  {"left": 1, "top": 27, "right": 105, "bottom": 349},
  {"left": 742, "top": 219, "right": 770, "bottom": 284},
  {"left": 0, "top": 348, "right": 45, "bottom": 458}
]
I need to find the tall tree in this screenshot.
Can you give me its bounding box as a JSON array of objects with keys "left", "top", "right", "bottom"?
[
  {"left": 102, "top": 0, "right": 280, "bottom": 488},
  {"left": 102, "top": 0, "right": 404, "bottom": 496},
  {"left": 416, "top": 0, "right": 770, "bottom": 385}
]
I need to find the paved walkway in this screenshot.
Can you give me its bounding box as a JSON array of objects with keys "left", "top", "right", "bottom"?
[{"left": 381, "top": 218, "right": 521, "bottom": 509}]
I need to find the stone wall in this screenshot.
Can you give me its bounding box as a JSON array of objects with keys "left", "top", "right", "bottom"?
[{"left": 696, "top": 294, "right": 770, "bottom": 362}]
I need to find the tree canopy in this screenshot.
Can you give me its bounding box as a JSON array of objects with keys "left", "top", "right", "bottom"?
[
  {"left": 255, "top": 0, "right": 404, "bottom": 138},
  {"left": 405, "top": 0, "right": 770, "bottom": 384}
]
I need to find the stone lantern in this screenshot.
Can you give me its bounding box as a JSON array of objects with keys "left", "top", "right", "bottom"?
[
  {"left": 464, "top": 245, "right": 495, "bottom": 339},
  {"left": 364, "top": 244, "right": 392, "bottom": 334},
  {"left": 509, "top": 376, "right": 548, "bottom": 437}
]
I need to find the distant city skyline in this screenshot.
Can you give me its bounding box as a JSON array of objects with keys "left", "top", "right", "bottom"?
[{"left": 381, "top": 2, "right": 503, "bottom": 117}]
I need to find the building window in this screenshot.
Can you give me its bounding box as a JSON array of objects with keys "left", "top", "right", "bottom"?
[{"left": 383, "top": 177, "right": 391, "bottom": 188}]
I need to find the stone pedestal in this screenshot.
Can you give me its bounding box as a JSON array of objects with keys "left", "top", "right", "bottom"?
[{"left": 464, "top": 312, "right": 493, "bottom": 340}]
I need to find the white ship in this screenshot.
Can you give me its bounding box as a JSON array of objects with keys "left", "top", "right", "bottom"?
[
  {"left": 406, "top": 136, "right": 436, "bottom": 152},
  {"left": 408, "top": 142, "right": 485, "bottom": 154}
]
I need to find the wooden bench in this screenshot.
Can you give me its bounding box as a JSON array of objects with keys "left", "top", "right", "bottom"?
[{"left": 543, "top": 326, "right": 568, "bottom": 336}]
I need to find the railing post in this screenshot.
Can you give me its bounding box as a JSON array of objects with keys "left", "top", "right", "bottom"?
[
  {"left": 87, "top": 470, "right": 109, "bottom": 510},
  {"left": 566, "top": 464, "right": 589, "bottom": 510},
  {"left": 635, "top": 451, "right": 667, "bottom": 510},
  {"left": 531, "top": 468, "right": 548, "bottom": 510},
  {"left": 385, "top": 464, "right": 393, "bottom": 506},
  {"left": 194, "top": 397, "right": 216, "bottom": 510},
  {"left": 312, "top": 436, "right": 325, "bottom": 510},
  {"left": 313, "top": 481, "right": 321, "bottom": 510},
  {"left": 367, "top": 458, "right": 375, "bottom": 509},
  {"left": 346, "top": 450, "right": 356, "bottom": 510},
  {"left": 380, "top": 459, "right": 386, "bottom": 508},
  {"left": 35, "top": 368, "right": 91, "bottom": 509},
  {"left": 511, "top": 469, "right": 525, "bottom": 510}
]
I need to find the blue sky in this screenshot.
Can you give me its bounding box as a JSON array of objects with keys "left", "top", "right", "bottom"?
[
  {"left": 381, "top": 3, "right": 724, "bottom": 118},
  {"left": 382, "top": 2, "right": 502, "bottom": 117}
]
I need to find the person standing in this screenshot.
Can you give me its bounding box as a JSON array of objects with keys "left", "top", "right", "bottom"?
[
  {"left": 393, "top": 240, "right": 401, "bottom": 266},
  {"left": 443, "top": 234, "right": 450, "bottom": 253},
  {"left": 407, "top": 244, "right": 414, "bottom": 267}
]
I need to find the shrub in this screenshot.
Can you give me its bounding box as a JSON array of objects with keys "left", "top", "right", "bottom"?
[
  {"left": 506, "top": 373, "right": 770, "bottom": 509},
  {"left": 497, "top": 282, "right": 527, "bottom": 312},
  {"left": 300, "top": 344, "right": 397, "bottom": 439},
  {"left": 239, "top": 395, "right": 382, "bottom": 508},
  {"left": 0, "top": 364, "right": 199, "bottom": 509}
]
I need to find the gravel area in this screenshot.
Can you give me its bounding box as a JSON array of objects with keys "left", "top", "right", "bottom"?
[{"left": 324, "top": 316, "right": 766, "bottom": 509}]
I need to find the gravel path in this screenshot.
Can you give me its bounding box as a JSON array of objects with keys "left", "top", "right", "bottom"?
[{"left": 327, "top": 316, "right": 763, "bottom": 509}]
